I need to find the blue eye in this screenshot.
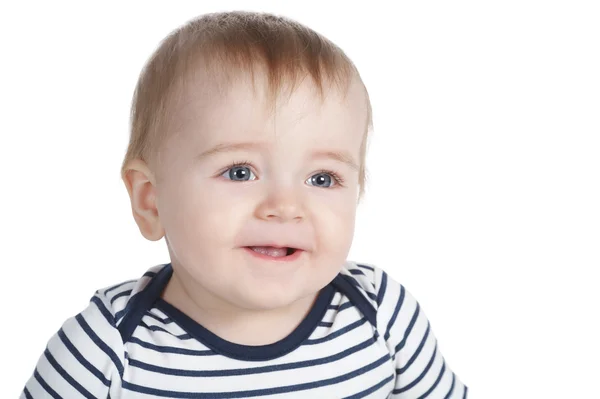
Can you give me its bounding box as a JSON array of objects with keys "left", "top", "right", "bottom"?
[
  {"left": 223, "top": 165, "right": 256, "bottom": 181},
  {"left": 306, "top": 173, "right": 336, "bottom": 188}
]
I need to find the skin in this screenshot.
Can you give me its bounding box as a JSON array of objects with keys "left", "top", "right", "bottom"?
[{"left": 123, "top": 69, "right": 368, "bottom": 345}]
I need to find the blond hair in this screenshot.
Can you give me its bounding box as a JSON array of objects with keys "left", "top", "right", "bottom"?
[{"left": 122, "top": 11, "right": 373, "bottom": 196}]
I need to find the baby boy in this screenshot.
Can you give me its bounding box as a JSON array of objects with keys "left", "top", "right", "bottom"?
[{"left": 22, "top": 11, "right": 467, "bottom": 398}]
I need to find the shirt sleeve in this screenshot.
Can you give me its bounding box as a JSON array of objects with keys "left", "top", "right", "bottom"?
[
  {"left": 20, "top": 292, "right": 125, "bottom": 398},
  {"left": 374, "top": 267, "right": 469, "bottom": 398}
]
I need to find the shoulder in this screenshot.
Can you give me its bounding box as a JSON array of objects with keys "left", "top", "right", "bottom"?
[
  {"left": 94, "top": 264, "right": 165, "bottom": 326},
  {"left": 341, "top": 260, "right": 420, "bottom": 339},
  {"left": 340, "top": 260, "right": 404, "bottom": 308},
  {"left": 57, "top": 265, "right": 166, "bottom": 368},
  {"left": 22, "top": 264, "right": 169, "bottom": 396},
  {"left": 341, "top": 261, "right": 468, "bottom": 395},
  {"left": 73, "top": 264, "right": 165, "bottom": 346}
]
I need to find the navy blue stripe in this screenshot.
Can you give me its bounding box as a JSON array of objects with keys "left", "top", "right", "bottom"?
[
  {"left": 23, "top": 388, "right": 33, "bottom": 399},
  {"left": 44, "top": 348, "right": 96, "bottom": 399},
  {"left": 129, "top": 336, "right": 215, "bottom": 356},
  {"left": 129, "top": 333, "right": 376, "bottom": 377},
  {"left": 348, "top": 268, "right": 366, "bottom": 276},
  {"left": 122, "top": 354, "right": 390, "bottom": 398},
  {"left": 417, "top": 361, "right": 447, "bottom": 399},
  {"left": 365, "top": 291, "right": 377, "bottom": 302},
  {"left": 331, "top": 275, "right": 377, "bottom": 328},
  {"left": 139, "top": 321, "right": 192, "bottom": 339},
  {"left": 397, "top": 321, "right": 431, "bottom": 372},
  {"left": 33, "top": 369, "right": 61, "bottom": 399},
  {"left": 90, "top": 296, "right": 116, "bottom": 328},
  {"left": 115, "top": 292, "right": 146, "bottom": 323},
  {"left": 304, "top": 317, "right": 367, "bottom": 345},
  {"left": 393, "top": 343, "right": 438, "bottom": 394},
  {"left": 345, "top": 275, "right": 378, "bottom": 302},
  {"left": 444, "top": 373, "right": 456, "bottom": 399},
  {"left": 318, "top": 321, "right": 333, "bottom": 327},
  {"left": 463, "top": 385, "right": 468, "bottom": 398},
  {"left": 343, "top": 374, "right": 394, "bottom": 399},
  {"left": 377, "top": 272, "right": 388, "bottom": 306},
  {"left": 110, "top": 289, "right": 132, "bottom": 304},
  {"left": 384, "top": 285, "right": 405, "bottom": 341},
  {"left": 118, "top": 264, "right": 173, "bottom": 343},
  {"left": 58, "top": 329, "right": 111, "bottom": 386},
  {"left": 356, "top": 264, "right": 374, "bottom": 271},
  {"left": 145, "top": 311, "right": 173, "bottom": 324},
  {"left": 115, "top": 309, "right": 126, "bottom": 323},
  {"left": 143, "top": 271, "right": 157, "bottom": 278},
  {"left": 76, "top": 313, "right": 124, "bottom": 378},
  {"left": 104, "top": 280, "right": 135, "bottom": 295},
  {"left": 394, "top": 302, "right": 421, "bottom": 354},
  {"left": 327, "top": 301, "right": 353, "bottom": 312}
]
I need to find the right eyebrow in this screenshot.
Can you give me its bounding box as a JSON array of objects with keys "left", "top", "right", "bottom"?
[{"left": 196, "top": 142, "right": 265, "bottom": 160}]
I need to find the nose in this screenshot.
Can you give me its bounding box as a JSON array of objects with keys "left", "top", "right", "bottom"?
[{"left": 255, "top": 187, "right": 305, "bottom": 222}]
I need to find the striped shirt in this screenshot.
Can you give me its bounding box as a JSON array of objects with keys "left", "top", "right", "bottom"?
[{"left": 21, "top": 261, "right": 468, "bottom": 398}]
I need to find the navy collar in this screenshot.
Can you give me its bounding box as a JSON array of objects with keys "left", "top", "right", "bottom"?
[{"left": 151, "top": 264, "right": 336, "bottom": 361}]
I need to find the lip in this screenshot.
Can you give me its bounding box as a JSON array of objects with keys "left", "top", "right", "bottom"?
[
  {"left": 242, "top": 247, "right": 304, "bottom": 262},
  {"left": 242, "top": 241, "right": 309, "bottom": 252}
]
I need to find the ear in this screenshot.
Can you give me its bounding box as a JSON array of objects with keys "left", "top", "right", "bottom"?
[{"left": 122, "top": 159, "right": 165, "bottom": 241}]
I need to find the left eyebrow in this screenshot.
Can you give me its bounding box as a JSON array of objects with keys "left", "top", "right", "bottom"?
[{"left": 311, "top": 150, "right": 359, "bottom": 171}]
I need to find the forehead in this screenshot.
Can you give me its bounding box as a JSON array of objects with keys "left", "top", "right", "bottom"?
[{"left": 169, "top": 67, "right": 368, "bottom": 152}]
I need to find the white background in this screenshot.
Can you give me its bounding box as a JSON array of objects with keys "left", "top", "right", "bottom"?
[{"left": 1, "top": 1, "right": 599, "bottom": 397}]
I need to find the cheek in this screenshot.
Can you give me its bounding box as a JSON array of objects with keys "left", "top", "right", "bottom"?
[
  {"left": 310, "top": 193, "right": 357, "bottom": 253},
  {"left": 158, "top": 177, "right": 253, "bottom": 246}
]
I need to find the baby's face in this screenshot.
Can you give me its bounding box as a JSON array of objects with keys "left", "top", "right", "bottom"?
[{"left": 154, "top": 71, "right": 368, "bottom": 311}]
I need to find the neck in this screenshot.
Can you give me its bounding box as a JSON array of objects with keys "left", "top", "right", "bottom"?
[{"left": 161, "top": 267, "right": 318, "bottom": 346}]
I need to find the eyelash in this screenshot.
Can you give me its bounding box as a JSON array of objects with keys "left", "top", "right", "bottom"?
[
  {"left": 219, "top": 161, "right": 345, "bottom": 187},
  {"left": 220, "top": 160, "right": 256, "bottom": 176},
  {"left": 313, "top": 169, "right": 345, "bottom": 186}
]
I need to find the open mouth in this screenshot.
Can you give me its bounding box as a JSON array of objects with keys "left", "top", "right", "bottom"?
[{"left": 245, "top": 246, "right": 299, "bottom": 258}]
